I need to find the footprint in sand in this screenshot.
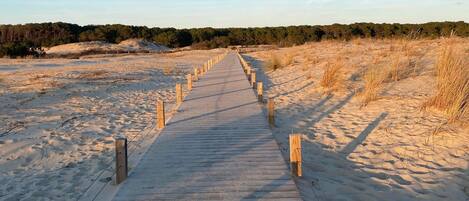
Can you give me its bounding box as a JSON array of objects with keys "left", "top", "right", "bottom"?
[
  {"left": 390, "top": 174, "right": 412, "bottom": 185},
  {"left": 367, "top": 171, "right": 389, "bottom": 180},
  {"left": 412, "top": 187, "right": 431, "bottom": 195}
]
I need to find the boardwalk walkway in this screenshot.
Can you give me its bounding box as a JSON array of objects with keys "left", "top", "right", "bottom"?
[{"left": 112, "top": 52, "right": 302, "bottom": 201}]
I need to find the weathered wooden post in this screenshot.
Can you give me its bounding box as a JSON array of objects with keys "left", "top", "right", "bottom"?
[
  {"left": 289, "top": 134, "right": 302, "bottom": 177},
  {"left": 115, "top": 137, "right": 128, "bottom": 184},
  {"left": 194, "top": 68, "right": 199, "bottom": 81},
  {"left": 187, "top": 74, "right": 192, "bottom": 90},
  {"left": 157, "top": 100, "right": 165, "bottom": 129},
  {"left": 267, "top": 97, "right": 275, "bottom": 126},
  {"left": 247, "top": 68, "right": 251, "bottom": 81},
  {"left": 257, "top": 82, "right": 263, "bottom": 102},
  {"left": 251, "top": 70, "right": 256, "bottom": 89},
  {"left": 176, "top": 83, "right": 183, "bottom": 105}
]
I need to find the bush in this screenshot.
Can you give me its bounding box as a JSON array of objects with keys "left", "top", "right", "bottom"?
[
  {"left": 283, "top": 52, "right": 295, "bottom": 66},
  {"left": 359, "top": 66, "right": 387, "bottom": 107},
  {"left": 265, "top": 53, "right": 283, "bottom": 71},
  {"left": 320, "top": 59, "right": 344, "bottom": 94},
  {"left": 0, "top": 42, "right": 44, "bottom": 58}
]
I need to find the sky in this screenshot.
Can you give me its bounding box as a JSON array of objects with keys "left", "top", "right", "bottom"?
[{"left": 0, "top": 0, "right": 468, "bottom": 28}]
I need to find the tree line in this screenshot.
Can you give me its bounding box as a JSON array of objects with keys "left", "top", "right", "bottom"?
[{"left": 1, "top": 21, "right": 468, "bottom": 57}]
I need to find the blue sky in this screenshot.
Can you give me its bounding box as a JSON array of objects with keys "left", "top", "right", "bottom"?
[{"left": 0, "top": 0, "right": 468, "bottom": 28}]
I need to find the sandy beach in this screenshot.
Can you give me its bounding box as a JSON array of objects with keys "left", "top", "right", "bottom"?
[
  {"left": 245, "top": 38, "right": 469, "bottom": 200},
  {"left": 0, "top": 49, "right": 224, "bottom": 200}
]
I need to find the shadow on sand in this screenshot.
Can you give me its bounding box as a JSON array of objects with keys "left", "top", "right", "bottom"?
[{"left": 242, "top": 54, "right": 423, "bottom": 200}]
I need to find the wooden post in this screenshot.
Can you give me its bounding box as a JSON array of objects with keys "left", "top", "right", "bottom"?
[
  {"left": 251, "top": 70, "right": 256, "bottom": 89},
  {"left": 187, "top": 74, "right": 192, "bottom": 90},
  {"left": 267, "top": 98, "right": 275, "bottom": 126},
  {"left": 289, "top": 134, "right": 302, "bottom": 177},
  {"left": 247, "top": 68, "right": 251, "bottom": 81},
  {"left": 115, "top": 137, "right": 128, "bottom": 184},
  {"left": 176, "top": 83, "right": 183, "bottom": 105},
  {"left": 157, "top": 100, "right": 165, "bottom": 129},
  {"left": 194, "top": 68, "right": 198, "bottom": 81},
  {"left": 257, "top": 82, "right": 263, "bottom": 102}
]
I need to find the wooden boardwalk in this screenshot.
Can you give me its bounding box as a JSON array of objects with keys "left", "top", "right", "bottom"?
[{"left": 112, "top": 53, "right": 302, "bottom": 201}]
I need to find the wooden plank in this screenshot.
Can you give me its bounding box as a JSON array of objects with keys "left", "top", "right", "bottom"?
[
  {"left": 176, "top": 83, "right": 182, "bottom": 105},
  {"left": 186, "top": 74, "right": 192, "bottom": 90},
  {"left": 268, "top": 97, "right": 275, "bottom": 126},
  {"left": 251, "top": 69, "right": 257, "bottom": 88},
  {"left": 111, "top": 53, "right": 301, "bottom": 201},
  {"left": 115, "top": 137, "right": 128, "bottom": 184},
  {"left": 257, "top": 81, "right": 263, "bottom": 102},
  {"left": 156, "top": 100, "right": 165, "bottom": 129},
  {"left": 289, "top": 134, "right": 302, "bottom": 177},
  {"left": 194, "top": 68, "right": 198, "bottom": 81}
]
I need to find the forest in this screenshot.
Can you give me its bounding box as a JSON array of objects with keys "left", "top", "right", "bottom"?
[{"left": 0, "top": 21, "right": 468, "bottom": 57}]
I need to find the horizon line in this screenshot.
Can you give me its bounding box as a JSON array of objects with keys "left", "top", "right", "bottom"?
[{"left": 1, "top": 20, "right": 467, "bottom": 29}]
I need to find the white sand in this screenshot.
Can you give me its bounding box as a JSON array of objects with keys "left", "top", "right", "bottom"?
[
  {"left": 1, "top": 37, "right": 468, "bottom": 201},
  {"left": 0, "top": 49, "right": 224, "bottom": 200},
  {"left": 246, "top": 38, "right": 469, "bottom": 201}
]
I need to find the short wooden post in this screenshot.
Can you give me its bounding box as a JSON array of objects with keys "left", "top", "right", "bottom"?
[
  {"left": 176, "top": 83, "right": 183, "bottom": 105},
  {"left": 187, "top": 74, "right": 192, "bottom": 90},
  {"left": 267, "top": 98, "right": 275, "bottom": 126},
  {"left": 194, "top": 68, "right": 198, "bottom": 81},
  {"left": 251, "top": 70, "right": 256, "bottom": 88},
  {"left": 289, "top": 134, "right": 302, "bottom": 177},
  {"left": 257, "top": 82, "right": 263, "bottom": 102},
  {"left": 247, "top": 68, "right": 251, "bottom": 81},
  {"left": 115, "top": 137, "right": 128, "bottom": 184},
  {"left": 157, "top": 100, "right": 165, "bottom": 129}
]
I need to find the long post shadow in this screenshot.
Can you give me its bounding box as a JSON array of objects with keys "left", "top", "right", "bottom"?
[{"left": 340, "top": 112, "right": 388, "bottom": 157}]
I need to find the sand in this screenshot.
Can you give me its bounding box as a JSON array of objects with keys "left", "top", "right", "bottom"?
[
  {"left": 0, "top": 49, "right": 224, "bottom": 200},
  {"left": 1, "top": 37, "right": 468, "bottom": 201},
  {"left": 245, "top": 38, "right": 469, "bottom": 201}
]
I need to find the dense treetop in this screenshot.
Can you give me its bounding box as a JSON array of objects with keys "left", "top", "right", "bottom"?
[{"left": 0, "top": 21, "right": 468, "bottom": 57}]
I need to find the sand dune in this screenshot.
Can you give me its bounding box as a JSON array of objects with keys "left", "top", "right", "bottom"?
[
  {"left": 1, "top": 37, "right": 468, "bottom": 201},
  {"left": 246, "top": 38, "right": 469, "bottom": 201},
  {"left": 45, "top": 39, "right": 170, "bottom": 56}
]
